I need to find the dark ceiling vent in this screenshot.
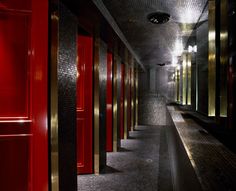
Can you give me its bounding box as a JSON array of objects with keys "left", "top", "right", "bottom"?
[{"left": 147, "top": 12, "right": 170, "bottom": 24}]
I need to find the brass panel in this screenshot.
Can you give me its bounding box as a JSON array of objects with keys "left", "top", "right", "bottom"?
[
  {"left": 135, "top": 67, "right": 138, "bottom": 127},
  {"left": 187, "top": 53, "right": 192, "bottom": 105},
  {"left": 94, "top": 32, "right": 100, "bottom": 175},
  {"left": 208, "top": 0, "right": 216, "bottom": 116},
  {"left": 182, "top": 53, "right": 187, "bottom": 105},
  {"left": 124, "top": 49, "right": 129, "bottom": 139},
  {"left": 130, "top": 57, "right": 134, "bottom": 131},
  {"left": 176, "top": 67, "right": 180, "bottom": 103},
  {"left": 50, "top": 7, "right": 59, "bottom": 191},
  {"left": 220, "top": 0, "right": 228, "bottom": 117},
  {"left": 113, "top": 47, "right": 118, "bottom": 152}
]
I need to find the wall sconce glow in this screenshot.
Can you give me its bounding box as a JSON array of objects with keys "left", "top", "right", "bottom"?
[{"left": 188, "top": 45, "right": 197, "bottom": 53}]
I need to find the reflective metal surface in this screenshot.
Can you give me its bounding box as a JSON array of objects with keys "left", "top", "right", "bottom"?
[
  {"left": 50, "top": 8, "right": 59, "bottom": 191},
  {"left": 113, "top": 46, "right": 118, "bottom": 152},
  {"left": 187, "top": 53, "right": 192, "bottom": 105},
  {"left": 94, "top": 29, "right": 100, "bottom": 174},
  {"left": 124, "top": 49, "right": 129, "bottom": 139},
  {"left": 220, "top": 0, "right": 228, "bottom": 117},
  {"left": 208, "top": 0, "right": 216, "bottom": 116},
  {"left": 182, "top": 53, "right": 187, "bottom": 105}
]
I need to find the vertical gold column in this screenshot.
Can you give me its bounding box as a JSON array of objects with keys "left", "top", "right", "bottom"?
[
  {"left": 113, "top": 50, "right": 118, "bottom": 152},
  {"left": 187, "top": 53, "right": 192, "bottom": 105},
  {"left": 220, "top": 0, "right": 228, "bottom": 117},
  {"left": 94, "top": 32, "right": 100, "bottom": 175},
  {"left": 130, "top": 58, "right": 134, "bottom": 131},
  {"left": 182, "top": 53, "right": 187, "bottom": 105},
  {"left": 208, "top": 0, "right": 216, "bottom": 116},
  {"left": 50, "top": 9, "right": 59, "bottom": 191},
  {"left": 175, "top": 67, "right": 180, "bottom": 103},
  {"left": 124, "top": 49, "right": 129, "bottom": 139},
  {"left": 135, "top": 67, "right": 138, "bottom": 127}
]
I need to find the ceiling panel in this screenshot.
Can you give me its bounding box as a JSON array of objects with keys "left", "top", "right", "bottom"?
[{"left": 102, "top": 0, "right": 208, "bottom": 67}]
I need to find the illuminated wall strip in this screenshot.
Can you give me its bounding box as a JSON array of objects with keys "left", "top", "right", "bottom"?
[
  {"left": 130, "top": 58, "right": 134, "bottom": 131},
  {"left": 113, "top": 52, "right": 118, "bottom": 152},
  {"left": 50, "top": 9, "right": 59, "bottom": 191},
  {"left": 93, "top": 32, "right": 100, "bottom": 174},
  {"left": 182, "top": 53, "right": 187, "bottom": 105},
  {"left": 208, "top": 0, "right": 216, "bottom": 116},
  {"left": 220, "top": 0, "right": 228, "bottom": 117},
  {"left": 135, "top": 68, "right": 138, "bottom": 126},
  {"left": 123, "top": 49, "right": 129, "bottom": 139},
  {"left": 187, "top": 53, "right": 192, "bottom": 105},
  {"left": 176, "top": 67, "right": 180, "bottom": 103}
]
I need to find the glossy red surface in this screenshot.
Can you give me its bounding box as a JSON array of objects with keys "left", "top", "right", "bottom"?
[
  {"left": 0, "top": 0, "right": 48, "bottom": 190},
  {"left": 120, "top": 64, "right": 125, "bottom": 139},
  {"left": 106, "top": 53, "right": 113, "bottom": 152},
  {"left": 77, "top": 35, "right": 93, "bottom": 174}
]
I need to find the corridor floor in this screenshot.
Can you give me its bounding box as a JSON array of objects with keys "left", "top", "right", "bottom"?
[{"left": 77, "top": 125, "right": 172, "bottom": 191}]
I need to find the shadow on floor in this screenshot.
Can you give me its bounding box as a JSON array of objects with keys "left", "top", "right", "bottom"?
[
  {"left": 118, "top": 147, "right": 132, "bottom": 152},
  {"left": 100, "top": 165, "right": 122, "bottom": 174}
]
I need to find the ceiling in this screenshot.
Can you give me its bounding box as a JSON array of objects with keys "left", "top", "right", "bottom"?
[{"left": 101, "top": 0, "right": 208, "bottom": 69}]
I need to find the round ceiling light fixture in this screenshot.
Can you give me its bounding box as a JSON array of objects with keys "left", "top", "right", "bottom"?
[{"left": 147, "top": 12, "right": 170, "bottom": 24}]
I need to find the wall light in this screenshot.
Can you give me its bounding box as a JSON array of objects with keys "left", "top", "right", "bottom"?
[{"left": 188, "top": 45, "right": 197, "bottom": 53}]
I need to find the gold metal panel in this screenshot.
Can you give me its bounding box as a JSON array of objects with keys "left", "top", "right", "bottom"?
[
  {"left": 130, "top": 57, "right": 134, "bottom": 131},
  {"left": 94, "top": 32, "right": 100, "bottom": 175},
  {"left": 187, "top": 53, "right": 192, "bottom": 105},
  {"left": 208, "top": 0, "right": 216, "bottom": 116},
  {"left": 182, "top": 53, "right": 187, "bottom": 105},
  {"left": 135, "top": 67, "right": 138, "bottom": 127},
  {"left": 50, "top": 9, "right": 59, "bottom": 191},
  {"left": 220, "top": 0, "right": 228, "bottom": 117},
  {"left": 124, "top": 49, "right": 129, "bottom": 139},
  {"left": 175, "top": 68, "right": 180, "bottom": 103},
  {"left": 113, "top": 46, "right": 118, "bottom": 152}
]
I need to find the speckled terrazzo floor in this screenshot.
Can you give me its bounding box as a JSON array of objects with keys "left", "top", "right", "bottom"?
[{"left": 77, "top": 125, "right": 172, "bottom": 191}]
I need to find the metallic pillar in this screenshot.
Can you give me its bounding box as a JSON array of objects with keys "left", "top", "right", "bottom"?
[
  {"left": 182, "top": 53, "right": 187, "bottom": 105},
  {"left": 124, "top": 49, "right": 129, "bottom": 139},
  {"left": 113, "top": 50, "right": 118, "bottom": 152},
  {"left": 135, "top": 67, "right": 139, "bottom": 127},
  {"left": 94, "top": 32, "right": 100, "bottom": 175},
  {"left": 130, "top": 58, "right": 135, "bottom": 131},
  {"left": 220, "top": 0, "right": 228, "bottom": 117},
  {"left": 208, "top": 0, "right": 216, "bottom": 116},
  {"left": 50, "top": 3, "right": 59, "bottom": 190},
  {"left": 187, "top": 53, "right": 192, "bottom": 105}
]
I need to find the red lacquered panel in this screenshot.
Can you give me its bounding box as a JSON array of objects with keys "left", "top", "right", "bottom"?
[
  {"left": 0, "top": 0, "right": 31, "bottom": 10},
  {"left": 106, "top": 53, "right": 113, "bottom": 152},
  {"left": 0, "top": 136, "right": 31, "bottom": 191},
  {"left": 0, "top": 10, "right": 30, "bottom": 119},
  {"left": 77, "top": 35, "right": 93, "bottom": 174},
  {"left": 120, "top": 64, "right": 125, "bottom": 139},
  {"left": 0, "top": 0, "right": 48, "bottom": 190}
]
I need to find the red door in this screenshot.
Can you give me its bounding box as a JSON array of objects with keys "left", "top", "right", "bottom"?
[
  {"left": 106, "top": 53, "right": 113, "bottom": 151},
  {"left": 77, "top": 35, "right": 93, "bottom": 174},
  {"left": 0, "top": 0, "right": 48, "bottom": 191},
  {"left": 120, "top": 64, "right": 125, "bottom": 139}
]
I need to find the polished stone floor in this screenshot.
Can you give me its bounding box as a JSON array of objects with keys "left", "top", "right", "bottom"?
[{"left": 77, "top": 125, "right": 172, "bottom": 191}]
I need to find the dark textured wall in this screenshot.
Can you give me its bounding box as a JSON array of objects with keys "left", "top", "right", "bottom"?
[
  {"left": 99, "top": 40, "right": 107, "bottom": 168},
  {"left": 58, "top": 3, "right": 77, "bottom": 190},
  {"left": 196, "top": 21, "right": 208, "bottom": 115}
]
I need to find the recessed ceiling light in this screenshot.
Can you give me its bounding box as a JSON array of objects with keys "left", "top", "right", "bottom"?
[{"left": 147, "top": 12, "right": 170, "bottom": 24}]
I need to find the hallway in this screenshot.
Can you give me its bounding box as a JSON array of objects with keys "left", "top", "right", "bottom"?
[{"left": 78, "top": 125, "right": 171, "bottom": 191}]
